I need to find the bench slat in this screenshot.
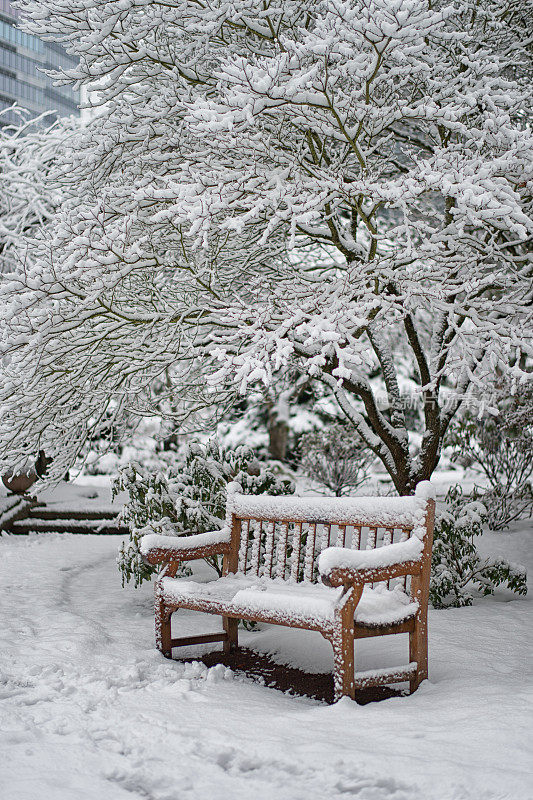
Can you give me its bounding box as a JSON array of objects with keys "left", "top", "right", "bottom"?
[
  {"left": 238, "top": 518, "right": 249, "bottom": 573},
  {"left": 398, "top": 528, "right": 411, "bottom": 591},
  {"left": 304, "top": 523, "right": 317, "bottom": 581},
  {"left": 170, "top": 633, "right": 228, "bottom": 647},
  {"left": 274, "top": 522, "right": 289, "bottom": 579},
  {"left": 354, "top": 525, "right": 361, "bottom": 550},
  {"left": 290, "top": 522, "right": 303, "bottom": 582},
  {"left": 263, "top": 521, "right": 276, "bottom": 578},
  {"left": 353, "top": 663, "right": 417, "bottom": 690},
  {"left": 383, "top": 528, "right": 393, "bottom": 588},
  {"left": 250, "top": 520, "right": 262, "bottom": 575}
]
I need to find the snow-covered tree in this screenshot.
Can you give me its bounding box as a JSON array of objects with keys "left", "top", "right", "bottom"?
[
  {"left": 0, "top": 0, "right": 531, "bottom": 493},
  {"left": 0, "top": 107, "right": 76, "bottom": 273}
]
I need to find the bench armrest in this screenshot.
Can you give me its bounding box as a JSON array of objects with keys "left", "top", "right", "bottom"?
[
  {"left": 319, "top": 537, "right": 424, "bottom": 588},
  {"left": 140, "top": 529, "right": 232, "bottom": 565}
]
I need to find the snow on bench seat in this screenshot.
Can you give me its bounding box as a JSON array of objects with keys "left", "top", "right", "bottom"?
[
  {"left": 160, "top": 574, "right": 418, "bottom": 628},
  {"left": 354, "top": 584, "right": 418, "bottom": 627}
]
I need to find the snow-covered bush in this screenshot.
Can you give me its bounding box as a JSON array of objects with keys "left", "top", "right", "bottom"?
[
  {"left": 115, "top": 440, "right": 294, "bottom": 587},
  {"left": 448, "top": 385, "right": 533, "bottom": 529},
  {"left": 115, "top": 466, "right": 185, "bottom": 587},
  {"left": 469, "top": 485, "right": 533, "bottom": 532},
  {"left": 430, "top": 486, "right": 527, "bottom": 609},
  {"left": 297, "top": 422, "right": 374, "bottom": 496}
]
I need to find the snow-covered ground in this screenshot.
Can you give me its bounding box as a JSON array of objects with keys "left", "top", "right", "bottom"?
[
  {"left": 34, "top": 477, "right": 126, "bottom": 510},
  {"left": 0, "top": 506, "right": 532, "bottom": 799}
]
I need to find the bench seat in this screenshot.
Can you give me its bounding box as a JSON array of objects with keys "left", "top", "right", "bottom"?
[{"left": 160, "top": 574, "right": 419, "bottom": 628}]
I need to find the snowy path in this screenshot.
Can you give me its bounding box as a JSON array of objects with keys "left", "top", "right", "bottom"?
[{"left": 1, "top": 532, "right": 532, "bottom": 800}]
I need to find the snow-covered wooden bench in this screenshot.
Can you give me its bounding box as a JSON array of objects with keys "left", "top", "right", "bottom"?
[{"left": 141, "top": 483, "right": 436, "bottom": 701}]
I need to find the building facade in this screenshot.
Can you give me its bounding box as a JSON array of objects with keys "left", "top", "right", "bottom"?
[{"left": 0, "top": 0, "right": 79, "bottom": 124}]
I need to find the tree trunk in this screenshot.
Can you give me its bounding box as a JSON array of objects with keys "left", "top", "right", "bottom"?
[{"left": 268, "top": 414, "right": 288, "bottom": 461}]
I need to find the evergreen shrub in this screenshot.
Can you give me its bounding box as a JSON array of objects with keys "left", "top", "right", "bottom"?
[
  {"left": 114, "top": 439, "right": 293, "bottom": 586},
  {"left": 430, "top": 485, "right": 527, "bottom": 609}
]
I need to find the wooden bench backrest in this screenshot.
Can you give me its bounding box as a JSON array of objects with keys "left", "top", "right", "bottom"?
[{"left": 226, "top": 492, "right": 435, "bottom": 591}]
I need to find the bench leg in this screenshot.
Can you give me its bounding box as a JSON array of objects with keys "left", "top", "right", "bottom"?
[
  {"left": 330, "top": 593, "right": 356, "bottom": 702},
  {"left": 409, "top": 616, "right": 428, "bottom": 693},
  {"left": 223, "top": 616, "right": 238, "bottom": 654},
  {"left": 330, "top": 624, "right": 355, "bottom": 702},
  {"left": 156, "top": 597, "right": 173, "bottom": 659}
]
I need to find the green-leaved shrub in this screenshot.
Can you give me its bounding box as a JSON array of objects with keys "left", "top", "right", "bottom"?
[
  {"left": 114, "top": 439, "right": 294, "bottom": 586},
  {"left": 430, "top": 485, "right": 527, "bottom": 608}
]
